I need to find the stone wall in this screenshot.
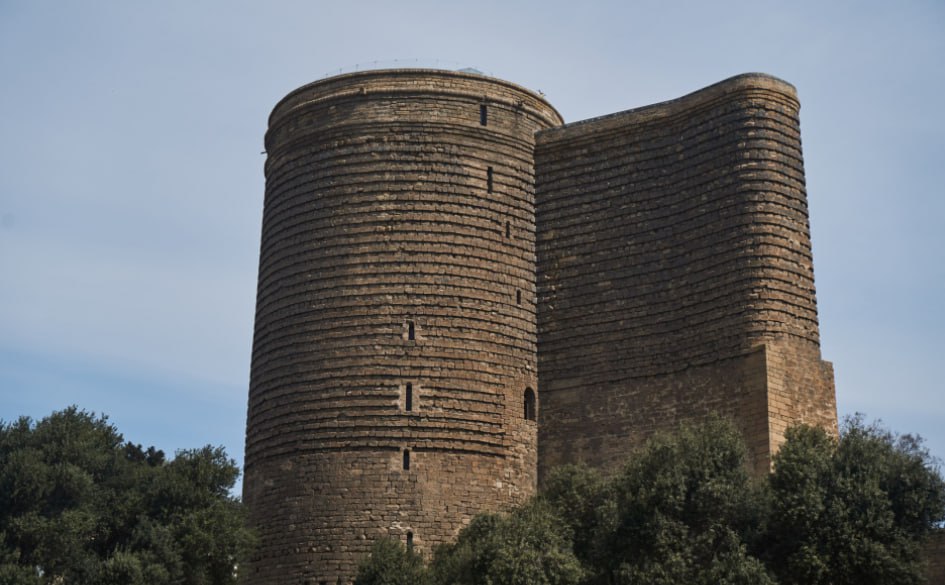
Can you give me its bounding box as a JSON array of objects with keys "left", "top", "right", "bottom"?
[
  {"left": 537, "top": 347, "right": 771, "bottom": 472},
  {"left": 927, "top": 530, "right": 945, "bottom": 585},
  {"left": 534, "top": 74, "right": 836, "bottom": 477},
  {"left": 244, "top": 69, "right": 562, "bottom": 584},
  {"left": 762, "top": 337, "right": 836, "bottom": 463}
]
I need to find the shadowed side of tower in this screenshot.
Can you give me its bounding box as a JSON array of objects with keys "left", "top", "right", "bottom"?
[
  {"left": 244, "top": 69, "right": 562, "bottom": 584},
  {"left": 535, "top": 74, "right": 837, "bottom": 478}
]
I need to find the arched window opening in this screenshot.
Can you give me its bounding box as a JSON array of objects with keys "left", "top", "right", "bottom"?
[
  {"left": 403, "top": 449, "right": 411, "bottom": 470},
  {"left": 524, "top": 388, "right": 536, "bottom": 421},
  {"left": 406, "top": 320, "right": 415, "bottom": 341},
  {"left": 406, "top": 531, "right": 414, "bottom": 550}
]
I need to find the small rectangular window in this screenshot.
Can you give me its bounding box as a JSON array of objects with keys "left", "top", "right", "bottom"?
[
  {"left": 406, "top": 531, "right": 414, "bottom": 550},
  {"left": 405, "top": 383, "right": 413, "bottom": 412},
  {"left": 480, "top": 104, "right": 488, "bottom": 126},
  {"left": 487, "top": 167, "right": 494, "bottom": 193},
  {"left": 403, "top": 449, "right": 411, "bottom": 470},
  {"left": 407, "top": 320, "right": 415, "bottom": 341},
  {"left": 516, "top": 290, "right": 522, "bottom": 305},
  {"left": 505, "top": 221, "right": 511, "bottom": 238}
]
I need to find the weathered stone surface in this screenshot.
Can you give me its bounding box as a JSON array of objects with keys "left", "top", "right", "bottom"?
[
  {"left": 245, "top": 69, "right": 561, "bottom": 584},
  {"left": 535, "top": 74, "right": 837, "bottom": 476},
  {"left": 927, "top": 530, "right": 945, "bottom": 585},
  {"left": 244, "top": 70, "right": 838, "bottom": 584}
]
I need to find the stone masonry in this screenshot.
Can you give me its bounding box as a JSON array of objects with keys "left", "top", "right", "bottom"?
[
  {"left": 535, "top": 74, "right": 836, "bottom": 476},
  {"left": 926, "top": 530, "right": 945, "bottom": 585},
  {"left": 244, "top": 70, "right": 561, "bottom": 584},
  {"left": 244, "top": 69, "right": 838, "bottom": 584}
]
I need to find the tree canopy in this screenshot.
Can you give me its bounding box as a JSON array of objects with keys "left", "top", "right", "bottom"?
[
  {"left": 764, "top": 417, "right": 945, "bottom": 585},
  {"left": 354, "top": 416, "right": 945, "bottom": 585},
  {"left": 352, "top": 535, "right": 426, "bottom": 585},
  {"left": 355, "top": 504, "right": 584, "bottom": 585},
  {"left": 0, "top": 407, "right": 255, "bottom": 585},
  {"left": 593, "top": 416, "right": 773, "bottom": 585}
]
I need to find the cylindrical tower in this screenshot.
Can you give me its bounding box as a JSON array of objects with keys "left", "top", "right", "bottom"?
[{"left": 244, "top": 69, "right": 562, "bottom": 584}]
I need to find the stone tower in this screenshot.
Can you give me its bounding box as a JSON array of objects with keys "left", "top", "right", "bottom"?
[
  {"left": 244, "top": 70, "right": 838, "bottom": 584},
  {"left": 535, "top": 74, "right": 837, "bottom": 477},
  {"left": 243, "top": 69, "right": 562, "bottom": 583}
]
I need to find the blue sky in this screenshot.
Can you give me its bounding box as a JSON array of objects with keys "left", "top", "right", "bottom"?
[{"left": 1, "top": 1, "right": 943, "bottom": 486}]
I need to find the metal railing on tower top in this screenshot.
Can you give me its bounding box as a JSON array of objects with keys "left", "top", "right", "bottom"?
[{"left": 321, "top": 58, "right": 493, "bottom": 79}]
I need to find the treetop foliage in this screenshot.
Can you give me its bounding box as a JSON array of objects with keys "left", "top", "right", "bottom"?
[
  {"left": 597, "top": 416, "right": 773, "bottom": 585},
  {"left": 350, "top": 536, "right": 426, "bottom": 585},
  {"left": 0, "top": 406, "right": 255, "bottom": 585},
  {"left": 764, "top": 417, "right": 945, "bottom": 585},
  {"left": 356, "top": 503, "right": 585, "bottom": 585},
  {"left": 354, "top": 415, "right": 945, "bottom": 585}
]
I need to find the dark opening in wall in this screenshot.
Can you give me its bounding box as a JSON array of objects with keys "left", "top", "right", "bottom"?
[
  {"left": 406, "top": 531, "right": 414, "bottom": 550},
  {"left": 407, "top": 320, "right": 415, "bottom": 341},
  {"left": 480, "top": 104, "right": 488, "bottom": 126},
  {"left": 524, "top": 388, "right": 536, "bottom": 421},
  {"left": 487, "top": 167, "right": 494, "bottom": 193},
  {"left": 403, "top": 449, "right": 411, "bottom": 470},
  {"left": 405, "top": 383, "right": 413, "bottom": 412},
  {"left": 516, "top": 290, "right": 522, "bottom": 305},
  {"left": 506, "top": 221, "right": 511, "bottom": 238}
]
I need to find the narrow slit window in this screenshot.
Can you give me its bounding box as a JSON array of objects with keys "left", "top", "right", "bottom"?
[
  {"left": 524, "top": 388, "right": 536, "bottom": 421},
  {"left": 487, "top": 166, "right": 494, "bottom": 193},
  {"left": 406, "top": 531, "right": 414, "bottom": 550},
  {"left": 480, "top": 104, "right": 488, "bottom": 126},
  {"left": 516, "top": 290, "right": 522, "bottom": 305},
  {"left": 407, "top": 320, "right": 415, "bottom": 341},
  {"left": 405, "top": 383, "right": 413, "bottom": 412},
  {"left": 505, "top": 221, "right": 511, "bottom": 238},
  {"left": 403, "top": 449, "right": 411, "bottom": 470}
]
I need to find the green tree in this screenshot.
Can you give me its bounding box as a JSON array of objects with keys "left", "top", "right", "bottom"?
[
  {"left": 428, "top": 502, "right": 585, "bottom": 585},
  {"left": 538, "top": 464, "right": 612, "bottom": 577},
  {"left": 0, "top": 407, "right": 255, "bottom": 585},
  {"left": 764, "top": 417, "right": 945, "bottom": 585},
  {"left": 354, "top": 537, "right": 428, "bottom": 585},
  {"left": 595, "top": 416, "right": 773, "bottom": 585}
]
